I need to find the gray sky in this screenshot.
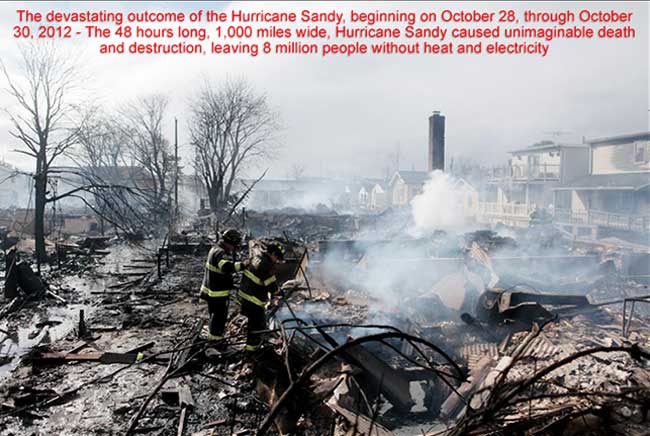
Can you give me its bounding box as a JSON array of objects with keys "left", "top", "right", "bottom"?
[{"left": 0, "top": 1, "right": 648, "bottom": 179}]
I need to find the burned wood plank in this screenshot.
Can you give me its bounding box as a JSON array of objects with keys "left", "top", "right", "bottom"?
[
  {"left": 66, "top": 341, "right": 90, "bottom": 354},
  {"left": 177, "top": 406, "right": 188, "bottom": 436},
  {"left": 0, "top": 297, "right": 22, "bottom": 320},
  {"left": 46, "top": 289, "right": 66, "bottom": 303},
  {"left": 323, "top": 376, "right": 393, "bottom": 436},
  {"left": 345, "top": 343, "right": 414, "bottom": 411},
  {"left": 439, "top": 356, "right": 494, "bottom": 420},
  {"left": 398, "top": 367, "right": 442, "bottom": 382},
  {"left": 0, "top": 401, "right": 45, "bottom": 419},
  {"left": 91, "top": 325, "right": 121, "bottom": 332},
  {"left": 468, "top": 356, "right": 514, "bottom": 411},
  {"left": 34, "top": 351, "right": 145, "bottom": 364},
  {"left": 199, "top": 419, "right": 227, "bottom": 429},
  {"left": 114, "top": 272, "right": 149, "bottom": 277},
  {"left": 316, "top": 327, "right": 414, "bottom": 412},
  {"left": 34, "top": 352, "right": 103, "bottom": 362},
  {"left": 327, "top": 398, "right": 394, "bottom": 436},
  {"left": 100, "top": 353, "right": 142, "bottom": 364},
  {"left": 176, "top": 382, "right": 194, "bottom": 436},
  {"left": 107, "top": 277, "right": 144, "bottom": 289},
  {"left": 172, "top": 319, "right": 203, "bottom": 370},
  {"left": 126, "top": 341, "right": 155, "bottom": 355}
]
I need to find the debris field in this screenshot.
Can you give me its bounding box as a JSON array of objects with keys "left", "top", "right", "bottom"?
[{"left": 1, "top": 214, "right": 649, "bottom": 436}]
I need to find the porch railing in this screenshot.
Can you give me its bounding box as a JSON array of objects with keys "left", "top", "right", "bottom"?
[
  {"left": 554, "top": 208, "right": 650, "bottom": 233},
  {"left": 479, "top": 201, "right": 535, "bottom": 218}
]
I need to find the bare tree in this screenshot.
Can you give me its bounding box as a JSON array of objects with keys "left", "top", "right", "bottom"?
[
  {"left": 119, "top": 94, "right": 175, "bottom": 229},
  {"left": 188, "top": 80, "right": 279, "bottom": 213},
  {"left": 72, "top": 108, "right": 137, "bottom": 235},
  {"left": 62, "top": 102, "right": 176, "bottom": 238},
  {"left": 290, "top": 163, "right": 306, "bottom": 180},
  {"left": 75, "top": 107, "right": 126, "bottom": 170},
  {"left": 1, "top": 43, "right": 80, "bottom": 261}
]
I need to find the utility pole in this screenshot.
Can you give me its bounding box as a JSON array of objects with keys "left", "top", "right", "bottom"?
[{"left": 174, "top": 117, "right": 179, "bottom": 219}]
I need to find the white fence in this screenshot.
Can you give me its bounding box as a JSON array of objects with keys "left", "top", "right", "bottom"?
[{"left": 555, "top": 208, "right": 650, "bottom": 233}]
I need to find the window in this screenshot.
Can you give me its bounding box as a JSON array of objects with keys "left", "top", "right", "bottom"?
[{"left": 634, "top": 141, "right": 649, "bottom": 164}]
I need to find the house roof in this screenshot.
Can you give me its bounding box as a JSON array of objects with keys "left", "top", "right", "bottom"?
[
  {"left": 393, "top": 170, "right": 429, "bottom": 186},
  {"left": 357, "top": 181, "right": 374, "bottom": 192},
  {"left": 509, "top": 141, "right": 587, "bottom": 155},
  {"left": 452, "top": 177, "right": 477, "bottom": 192},
  {"left": 587, "top": 132, "right": 650, "bottom": 146},
  {"left": 555, "top": 172, "right": 650, "bottom": 191}
]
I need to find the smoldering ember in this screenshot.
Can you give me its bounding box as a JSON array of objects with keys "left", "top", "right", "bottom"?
[{"left": 0, "top": 51, "right": 649, "bottom": 436}]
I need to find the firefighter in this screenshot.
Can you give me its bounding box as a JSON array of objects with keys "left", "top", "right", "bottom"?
[
  {"left": 200, "top": 228, "right": 244, "bottom": 342},
  {"left": 238, "top": 241, "right": 284, "bottom": 353}
]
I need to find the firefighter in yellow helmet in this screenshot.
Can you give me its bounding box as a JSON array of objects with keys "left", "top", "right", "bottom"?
[
  {"left": 238, "top": 241, "right": 284, "bottom": 353},
  {"left": 199, "top": 228, "right": 244, "bottom": 342}
]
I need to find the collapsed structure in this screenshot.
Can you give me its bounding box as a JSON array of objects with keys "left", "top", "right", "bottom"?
[
  {"left": 0, "top": 114, "right": 648, "bottom": 435},
  {"left": 0, "top": 210, "right": 649, "bottom": 435}
]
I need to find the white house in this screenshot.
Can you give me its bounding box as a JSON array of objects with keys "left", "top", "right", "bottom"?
[
  {"left": 388, "top": 170, "right": 429, "bottom": 207},
  {"left": 369, "top": 183, "right": 387, "bottom": 211},
  {"left": 479, "top": 141, "right": 589, "bottom": 228},
  {"left": 452, "top": 178, "right": 479, "bottom": 219},
  {"left": 554, "top": 132, "right": 650, "bottom": 239}
]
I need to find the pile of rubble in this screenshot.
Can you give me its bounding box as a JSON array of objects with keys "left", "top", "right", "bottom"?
[{"left": 0, "top": 217, "right": 648, "bottom": 436}]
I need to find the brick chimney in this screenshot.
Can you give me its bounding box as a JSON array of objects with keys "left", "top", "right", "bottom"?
[{"left": 428, "top": 111, "right": 445, "bottom": 172}]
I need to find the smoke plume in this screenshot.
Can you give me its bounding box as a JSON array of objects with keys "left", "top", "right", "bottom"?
[{"left": 410, "top": 170, "right": 467, "bottom": 235}]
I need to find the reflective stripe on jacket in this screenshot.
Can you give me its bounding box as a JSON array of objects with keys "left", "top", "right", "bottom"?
[
  {"left": 239, "top": 253, "right": 278, "bottom": 307},
  {"left": 200, "top": 244, "right": 241, "bottom": 298}
]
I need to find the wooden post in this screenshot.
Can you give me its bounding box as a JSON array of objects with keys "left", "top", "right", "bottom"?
[{"left": 78, "top": 309, "right": 87, "bottom": 338}]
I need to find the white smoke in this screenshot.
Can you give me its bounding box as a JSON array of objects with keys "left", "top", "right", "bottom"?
[{"left": 409, "top": 170, "right": 467, "bottom": 235}]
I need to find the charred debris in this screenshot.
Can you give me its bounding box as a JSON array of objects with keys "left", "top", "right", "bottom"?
[{"left": 0, "top": 210, "right": 649, "bottom": 436}]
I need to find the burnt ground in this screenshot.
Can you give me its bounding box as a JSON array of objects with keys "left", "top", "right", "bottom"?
[
  {"left": 1, "top": 249, "right": 283, "bottom": 436},
  {"left": 0, "top": 238, "right": 650, "bottom": 436}
]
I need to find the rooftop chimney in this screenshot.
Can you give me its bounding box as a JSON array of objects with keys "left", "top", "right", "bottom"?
[{"left": 428, "top": 111, "right": 445, "bottom": 172}]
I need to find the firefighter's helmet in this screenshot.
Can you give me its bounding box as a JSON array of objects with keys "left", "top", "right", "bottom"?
[
  {"left": 221, "top": 229, "right": 242, "bottom": 247},
  {"left": 265, "top": 242, "right": 285, "bottom": 260}
]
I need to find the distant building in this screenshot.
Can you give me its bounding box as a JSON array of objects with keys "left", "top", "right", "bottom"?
[
  {"left": 0, "top": 208, "right": 37, "bottom": 235},
  {"left": 452, "top": 178, "right": 479, "bottom": 219},
  {"left": 554, "top": 132, "right": 650, "bottom": 240},
  {"left": 389, "top": 170, "right": 429, "bottom": 207},
  {"left": 357, "top": 181, "right": 373, "bottom": 209},
  {"left": 479, "top": 141, "right": 589, "bottom": 228},
  {"left": 369, "top": 183, "right": 387, "bottom": 211},
  {"left": 0, "top": 161, "right": 32, "bottom": 209},
  {"left": 178, "top": 173, "right": 206, "bottom": 213},
  {"left": 59, "top": 215, "right": 99, "bottom": 234},
  {"left": 242, "top": 177, "right": 347, "bottom": 211},
  {"left": 49, "top": 165, "right": 154, "bottom": 212}
]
